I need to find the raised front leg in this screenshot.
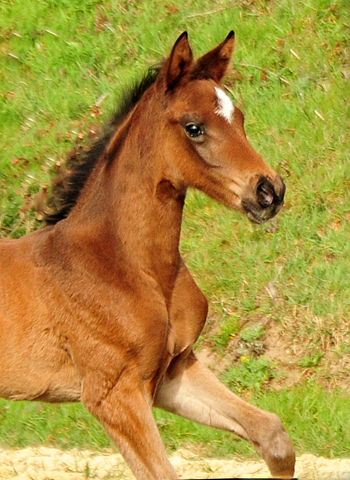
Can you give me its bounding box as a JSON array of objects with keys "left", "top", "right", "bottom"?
[
  {"left": 155, "top": 352, "right": 295, "bottom": 479},
  {"left": 82, "top": 373, "right": 178, "bottom": 480}
]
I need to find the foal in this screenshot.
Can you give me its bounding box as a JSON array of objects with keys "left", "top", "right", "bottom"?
[{"left": 0, "top": 32, "right": 295, "bottom": 479}]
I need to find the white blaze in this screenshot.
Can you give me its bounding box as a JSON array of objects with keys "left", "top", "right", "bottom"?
[{"left": 214, "top": 87, "right": 234, "bottom": 124}]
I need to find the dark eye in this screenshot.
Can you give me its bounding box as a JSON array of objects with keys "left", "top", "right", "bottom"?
[{"left": 185, "top": 123, "right": 204, "bottom": 138}]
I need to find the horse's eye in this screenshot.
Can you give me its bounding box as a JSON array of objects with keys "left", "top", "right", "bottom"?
[{"left": 185, "top": 123, "right": 204, "bottom": 138}]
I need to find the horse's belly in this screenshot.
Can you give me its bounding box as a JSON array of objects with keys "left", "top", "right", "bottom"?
[
  {"left": 0, "top": 239, "right": 82, "bottom": 402},
  {"left": 0, "top": 356, "right": 82, "bottom": 403},
  {"left": 0, "top": 317, "right": 82, "bottom": 403}
]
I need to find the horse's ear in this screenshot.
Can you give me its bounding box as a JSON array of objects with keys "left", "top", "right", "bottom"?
[
  {"left": 194, "top": 31, "right": 235, "bottom": 83},
  {"left": 165, "top": 31, "right": 193, "bottom": 89}
]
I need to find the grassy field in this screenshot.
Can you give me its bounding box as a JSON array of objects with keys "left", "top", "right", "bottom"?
[{"left": 1, "top": 0, "right": 350, "bottom": 461}]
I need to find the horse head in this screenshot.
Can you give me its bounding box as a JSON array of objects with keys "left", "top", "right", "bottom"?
[{"left": 151, "top": 31, "right": 285, "bottom": 224}]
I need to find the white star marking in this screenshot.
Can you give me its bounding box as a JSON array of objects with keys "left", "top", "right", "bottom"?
[{"left": 214, "top": 87, "right": 234, "bottom": 124}]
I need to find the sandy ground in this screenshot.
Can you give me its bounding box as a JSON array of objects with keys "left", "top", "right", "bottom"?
[{"left": 0, "top": 447, "right": 349, "bottom": 480}]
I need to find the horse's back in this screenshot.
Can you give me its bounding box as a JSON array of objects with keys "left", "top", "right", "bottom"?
[{"left": 0, "top": 231, "right": 82, "bottom": 402}]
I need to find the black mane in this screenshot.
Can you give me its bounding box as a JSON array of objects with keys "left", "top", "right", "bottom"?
[{"left": 45, "top": 66, "right": 160, "bottom": 225}]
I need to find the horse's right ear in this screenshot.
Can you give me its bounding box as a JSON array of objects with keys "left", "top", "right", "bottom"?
[{"left": 164, "top": 32, "right": 193, "bottom": 89}]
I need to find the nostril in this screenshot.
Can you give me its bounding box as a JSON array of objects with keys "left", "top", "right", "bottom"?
[{"left": 257, "top": 180, "right": 275, "bottom": 208}]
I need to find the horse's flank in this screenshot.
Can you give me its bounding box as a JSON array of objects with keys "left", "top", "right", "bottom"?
[{"left": 0, "top": 32, "right": 295, "bottom": 479}]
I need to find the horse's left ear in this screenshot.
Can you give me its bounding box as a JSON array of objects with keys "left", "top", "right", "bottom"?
[
  {"left": 194, "top": 31, "right": 235, "bottom": 83},
  {"left": 165, "top": 31, "right": 193, "bottom": 89}
]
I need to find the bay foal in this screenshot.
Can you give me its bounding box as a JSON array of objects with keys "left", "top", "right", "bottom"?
[{"left": 0, "top": 32, "right": 295, "bottom": 479}]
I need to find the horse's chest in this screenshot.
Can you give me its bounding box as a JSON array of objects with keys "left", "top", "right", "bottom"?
[{"left": 167, "top": 278, "right": 208, "bottom": 358}]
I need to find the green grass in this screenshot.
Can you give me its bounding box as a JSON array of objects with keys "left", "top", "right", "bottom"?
[
  {"left": 1, "top": 382, "right": 350, "bottom": 459},
  {"left": 1, "top": 0, "right": 350, "bottom": 460},
  {"left": 0, "top": 400, "right": 111, "bottom": 450}
]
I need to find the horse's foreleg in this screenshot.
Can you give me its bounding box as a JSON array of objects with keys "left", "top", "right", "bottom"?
[
  {"left": 82, "top": 374, "right": 178, "bottom": 480},
  {"left": 154, "top": 352, "right": 295, "bottom": 479}
]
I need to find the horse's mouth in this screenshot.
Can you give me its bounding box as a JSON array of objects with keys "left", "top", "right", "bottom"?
[
  {"left": 245, "top": 209, "right": 265, "bottom": 224},
  {"left": 242, "top": 200, "right": 284, "bottom": 224}
]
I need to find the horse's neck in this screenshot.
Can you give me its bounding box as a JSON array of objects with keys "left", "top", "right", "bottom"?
[
  {"left": 110, "top": 162, "right": 186, "bottom": 278},
  {"left": 61, "top": 135, "right": 186, "bottom": 290}
]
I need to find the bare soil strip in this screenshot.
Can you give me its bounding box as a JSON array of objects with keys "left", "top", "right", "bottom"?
[{"left": 0, "top": 447, "right": 350, "bottom": 479}]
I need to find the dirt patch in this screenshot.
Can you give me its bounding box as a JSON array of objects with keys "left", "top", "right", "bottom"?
[{"left": 1, "top": 447, "right": 350, "bottom": 480}]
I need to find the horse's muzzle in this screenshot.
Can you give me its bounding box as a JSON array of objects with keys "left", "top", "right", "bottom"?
[{"left": 243, "top": 175, "right": 286, "bottom": 224}]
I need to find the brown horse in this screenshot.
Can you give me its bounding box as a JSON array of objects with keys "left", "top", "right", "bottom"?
[{"left": 0, "top": 32, "right": 295, "bottom": 479}]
